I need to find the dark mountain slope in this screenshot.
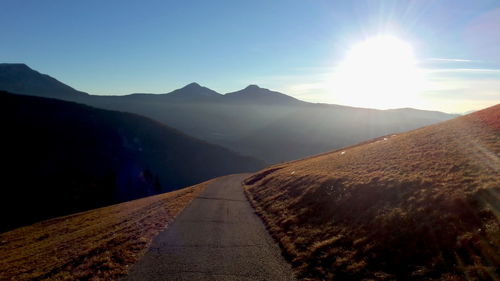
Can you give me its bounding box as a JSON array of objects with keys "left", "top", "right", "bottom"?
[
  {"left": 244, "top": 104, "right": 500, "bottom": 280},
  {"left": 0, "top": 63, "right": 87, "bottom": 99},
  {"left": 0, "top": 91, "right": 264, "bottom": 232}
]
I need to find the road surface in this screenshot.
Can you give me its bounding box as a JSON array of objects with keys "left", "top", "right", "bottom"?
[{"left": 123, "top": 174, "right": 296, "bottom": 281}]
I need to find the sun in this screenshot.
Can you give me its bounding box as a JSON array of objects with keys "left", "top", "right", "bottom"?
[{"left": 329, "top": 35, "right": 426, "bottom": 109}]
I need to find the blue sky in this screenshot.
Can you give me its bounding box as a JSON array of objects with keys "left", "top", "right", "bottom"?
[{"left": 1, "top": 0, "right": 499, "bottom": 112}]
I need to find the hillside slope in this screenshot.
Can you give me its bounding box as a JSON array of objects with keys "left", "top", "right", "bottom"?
[
  {"left": 0, "top": 179, "right": 210, "bottom": 281},
  {"left": 244, "top": 104, "right": 499, "bottom": 280},
  {"left": 0, "top": 92, "right": 263, "bottom": 232}
]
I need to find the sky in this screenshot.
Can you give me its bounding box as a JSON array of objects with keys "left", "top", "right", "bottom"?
[{"left": 1, "top": 0, "right": 499, "bottom": 113}]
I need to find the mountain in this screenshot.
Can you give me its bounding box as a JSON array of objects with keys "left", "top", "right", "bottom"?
[
  {"left": 0, "top": 63, "right": 87, "bottom": 100},
  {"left": 0, "top": 91, "right": 264, "bottom": 232},
  {"left": 124, "top": 82, "right": 223, "bottom": 103},
  {"left": 162, "top": 82, "right": 222, "bottom": 101},
  {"left": 0, "top": 64, "right": 458, "bottom": 164},
  {"left": 83, "top": 84, "right": 457, "bottom": 164},
  {"left": 244, "top": 104, "right": 500, "bottom": 280},
  {"left": 224, "top": 84, "right": 303, "bottom": 105}
]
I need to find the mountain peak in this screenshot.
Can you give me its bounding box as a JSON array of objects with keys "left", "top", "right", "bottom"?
[
  {"left": 183, "top": 82, "right": 202, "bottom": 89},
  {"left": 244, "top": 84, "right": 262, "bottom": 90},
  {"left": 162, "top": 82, "right": 221, "bottom": 101},
  {"left": 224, "top": 85, "right": 302, "bottom": 105}
]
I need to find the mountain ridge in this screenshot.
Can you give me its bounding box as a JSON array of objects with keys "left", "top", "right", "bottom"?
[
  {"left": 0, "top": 63, "right": 88, "bottom": 100},
  {"left": 0, "top": 63, "right": 459, "bottom": 164},
  {"left": 0, "top": 63, "right": 449, "bottom": 111}
]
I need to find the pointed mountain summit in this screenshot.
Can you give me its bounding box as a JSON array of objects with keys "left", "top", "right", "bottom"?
[
  {"left": 0, "top": 63, "right": 87, "bottom": 100},
  {"left": 224, "top": 84, "right": 302, "bottom": 105},
  {"left": 244, "top": 84, "right": 262, "bottom": 91},
  {"left": 123, "top": 82, "right": 222, "bottom": 102},
  {"left": 162, "top": 82, "right": 222, "bottom": 101}
]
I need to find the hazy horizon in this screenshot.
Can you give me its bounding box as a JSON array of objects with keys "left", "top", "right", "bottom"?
[{"left": 1, "top": 0, "right": 499, "bottom": 113}]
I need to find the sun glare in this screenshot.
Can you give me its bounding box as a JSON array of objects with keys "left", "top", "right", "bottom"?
[{"left": 329, "top": 35, "right": 426, "bottom": 109}]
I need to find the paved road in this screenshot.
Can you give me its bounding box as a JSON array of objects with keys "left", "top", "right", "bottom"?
[{"left": 123, "top": 174, "right": 296, "bottom": 281}]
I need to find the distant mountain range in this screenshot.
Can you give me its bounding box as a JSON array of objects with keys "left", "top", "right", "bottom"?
[
  {"left": 0, "top": 91, "right": 263, "bottom": 232},
  {"left": 0, "top": 63, "right": 458, "bottom": 164}
]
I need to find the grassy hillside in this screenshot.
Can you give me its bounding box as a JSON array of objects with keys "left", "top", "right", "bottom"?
[
  {"left": 0, "top": 179, "right": 211, "bottom": 281},
  {"left": 244, "top": 104, "right": 499, "bottom": 280},
  {"left": 0, "top": 91, "right": 263, "bottom": 232}
]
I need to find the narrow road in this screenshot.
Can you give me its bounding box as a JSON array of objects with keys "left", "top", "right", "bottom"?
[{"left": 123, "top": 174, "right": 296, "bottom": 281}]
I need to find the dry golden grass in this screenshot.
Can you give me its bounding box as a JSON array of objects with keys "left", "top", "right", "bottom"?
[
  {"left": 0, "top": 179, "right": 211, "bottom": 281},
  {"left": 244, "top": 104, "right": 500, "bottom": 281}
]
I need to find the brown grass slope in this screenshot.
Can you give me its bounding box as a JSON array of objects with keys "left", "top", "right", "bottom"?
[
  {"left": 0, "top": 180, "right": 211, "bottom": 281},
  {"left": 244, "top": 104, "right": 500, "bottom": 281}
]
